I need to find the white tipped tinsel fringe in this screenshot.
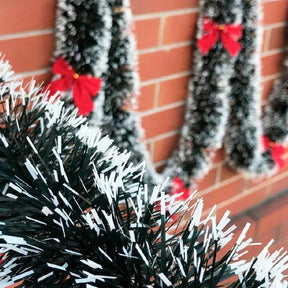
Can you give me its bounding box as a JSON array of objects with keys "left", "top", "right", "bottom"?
[{"left": 0, "top": 55, "right": 288, "bottom": 287}]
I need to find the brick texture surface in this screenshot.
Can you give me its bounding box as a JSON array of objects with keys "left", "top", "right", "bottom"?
[{"left": 1, "top": 0, "right": 288, "bottom": 275}]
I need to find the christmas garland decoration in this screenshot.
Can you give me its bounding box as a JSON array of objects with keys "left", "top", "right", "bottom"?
[
  {"left": 263, "top": 54, "right": 288, "bottom": 146},
  {"left": 1, "top": 55, "right": 288, "bottom": 287},
  {"left": 224, "top": 0, "right": 279, "bottom": 177},
  {"left": 164, "top": 0, "right": 244, "bottom": 185},
  {"left": 51, "top": 0, "right": 158, "bottom": 184},
  {"left": 52, "top": 0, "right": 112, "bottom": 124},
  {"left": 100, "top": 0, "right": 158, "bottom": 183},
  {"left": 47, "top": 0, "right": 285, "bottom": 190}
]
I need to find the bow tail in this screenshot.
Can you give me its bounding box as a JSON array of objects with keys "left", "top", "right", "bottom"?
[
  {"left": 271, "top": 145, "right": 285, "bottom": 169},
  {"left": 221, "top": 33, "right": 242, "bottom": 57},
  {"left": 197, "top": 31, "right": 219, "bottom": 55},
  {"left": 73, "top": 82, "right": 95, "bottom": 116}
]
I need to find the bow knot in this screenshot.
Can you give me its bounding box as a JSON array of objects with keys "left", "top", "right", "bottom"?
[
  {"left": 197, "top": 17, "right": 242, "bottom": 57},
  {"left": 73, "top": 73, "right": 80, "bottom": 79},
  {"left": 45, "top": 57, "right": 102, "bottom": 116},
  {"left": 262, "top": 135, "right": 285, "bottom": 169}
]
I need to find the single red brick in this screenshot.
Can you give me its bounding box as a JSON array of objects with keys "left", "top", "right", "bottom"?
[
  {"left": 141, "top": 105, "right": 185, "bottom": 139},
  {"left": 202, "top": 178, "right": 244, "bottom": 210},
  {"left": 135, "top": 18, "right": 161, "bottom": 50},
  {"left": 269, "top": 26, "right": 287, "bottom": 50},
  {"left": 0, "top": 34, "right": 54, "bottom": 73},
  {"left": 218, "top": 185, "right": 269, "bottom": 218},
  {"left": 256, "top": 203, "right": 288, "bottom": 235},
  {"left": 263, "top": 0, "right": 288, "bottom": 25},
  {"left": 220, "top": 165, "right": 239, "bottom": 182},
  {"left": 162, "top": 12, "right": 198, "bottom": 45},
  {"left": 153, "top": 134, "right": 180, "bottom": 163},
  {"left": 158, "top": 76, "right": 189, "bottom": 106},
  {"left": 212, "top": 148, "right": 225, "bottom": 164},
  {"left": 261, "top": 52, "right": 284, "bottom": 77},
  {"left": 139, "top": 45, "right": 193, "bottom": 81},
  {"left": 276, "top": 220, "right": 288, "bottom": 244},
  {"left": 131, "top": 0, "right": 198, "bottom": 15},
  {"left": 270, "top": 173, "right": 288, "bottom": 196},
  {"left": 194, "top": 167, "right": 218, "bottom": 192},
  {"left": 137, "top": 85, "right": 156, "bottom": 112},
  {"left": 0, "top": 0, "right": 56, "bottom": 34}
]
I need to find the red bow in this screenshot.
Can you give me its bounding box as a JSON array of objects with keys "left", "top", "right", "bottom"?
[
  {"left": 262, "top": 135, "right": 285, "bottom": 169},
  {"left": 197, "top": 18, "right": 242, "bottom": 57},
  {"left": 45, "top": 58, "right": 102, "bottom": 116},
  {"left": 170, "top": 177, "right": 191, "bottom": 201}
]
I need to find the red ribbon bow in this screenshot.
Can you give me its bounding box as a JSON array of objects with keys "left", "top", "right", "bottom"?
[
  {"left": 197, "top": 17, "right": 242, "bottom": 57},
  {"left": 45, "top": 58, "right": 102, "bottom": 116},
  {"left": 170, "top": 177, "right": 191, "bottom": 201},
  {"left": 262, "top": 135, "right": 285, "bottom": 169}
]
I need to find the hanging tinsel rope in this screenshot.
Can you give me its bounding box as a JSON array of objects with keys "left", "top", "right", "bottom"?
[
  {"left": 263, "top": 45, "right": 288, "bottom": 153},
  {"left": 164, "top": 0, "right": 244, "bottom": 185},
  {"left": 52, "top": 0, "right": 112, "bottom": 123},
  {"left": 224, "top": 0, "right": 281, "bottom": 177},
  {"left": 100, "top": 0, "right": 159, "bottom": 184}
]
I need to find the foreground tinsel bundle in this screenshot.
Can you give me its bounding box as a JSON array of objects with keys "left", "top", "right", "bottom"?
[{"left": 1, "top": 56, "right": 288, "bottom": 287}]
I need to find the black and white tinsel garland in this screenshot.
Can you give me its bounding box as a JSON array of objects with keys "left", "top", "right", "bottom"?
[
  {"left": 100, "top": 0, "right": 159, "bottom": 183},
  {"left": 53, "top": 0, "right": 112, "bottom": 125},
  {"left": 263, "top": 54, "right": 288, "bottom": 143},
  {"left": 52, "top": 0, "right": 158, "bottom": 184},
  {"left": 164, "top": 0, "right": 244, "bottom": 185},
  {"left": 1, "top": 55, "right": 288, "bottom": 287},
  {"left": 224, "top": 0, "right": 276, "bottom": 176}
]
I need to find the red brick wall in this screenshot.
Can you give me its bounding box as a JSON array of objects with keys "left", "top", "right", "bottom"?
[
  {"left": 0, "top": 0, "right": 288, "bottom": 257},
  {"left": 132, "top": 0, "right": 288, "bottom": 254}
]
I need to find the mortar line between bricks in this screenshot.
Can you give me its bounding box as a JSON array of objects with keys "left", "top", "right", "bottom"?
[
  {"left": 133, "top": 8, "right": 199, "bottom": 21},
  {"left": 263, "top": 29, "right": 272, "bottom": 52},
  {"left": 198, "top": 175, "right": 243, "bottom": 197},
  {"left": 143, "top": 130, "right": 180, "bottom": 144},
  {"left": 262, "top": 72, "right": 282, "bottom": 82},
  {"left": 138, "top": 41, "right": 193, "bottom": 55},
  {"left": 139, "top": 101, "right": 184, "bottom": 117},
  {"left": 262, "top": 0, "right": 282, "bottom": 2},
  {"left": 141, "top": 71, "right": 192, "bottom": 86},
  {"left": 154, "top": 160, "right": 167, "bottom": 168},
  {"left": 0, "top": 29, "right": 54, "bottom": 41},
  {"left": 158, "top": 17, "right": 166, "bottom": 46},
  {"left": 16, "top": 68, "right": 50, "bottom": 79},
  {"left": 154, "top": 83, "right": 160, "bottom": 108},
  {"left": 216, "top": 181, "right": 270, "bottom": 211},
  {"left": 263, "top": 22, "right": 288, "bottom": 30},
  {"left": 268, "top": 167, "right": 288, "bottom": 185},
  {"left": 261, "top": 48, "right": 286, "bottom": 57}
]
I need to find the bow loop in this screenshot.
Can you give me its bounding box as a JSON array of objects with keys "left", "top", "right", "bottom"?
[
  {"left": 52, "top": 57, "right": 75, "bottom": 77},
  {"left": 45, "top": 58, "right": 102, "bottom": 116}
]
